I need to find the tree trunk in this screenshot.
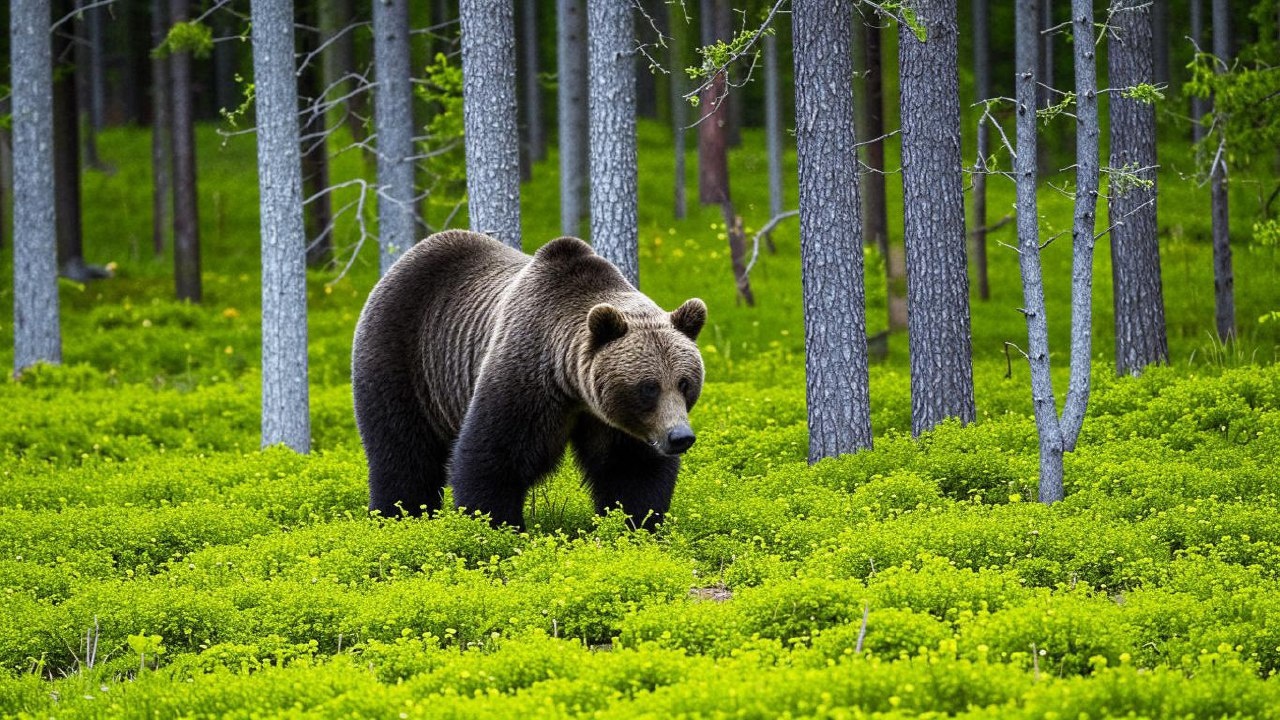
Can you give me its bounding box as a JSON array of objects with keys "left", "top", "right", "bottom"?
[
  {"left": 11, "top": 0, "right": 63, "bottom": 374},
  {"left": 372, "top": 0, "right": 416, "bottom": 274},
  {"left": 1059, "top": 0, "right": 1101, "bottom": 453},
  {"left": 557, "top": 0, "right": 588, "bottom": 236},
  {"left": 1109, "top": 0, "right": 1168, "bottom": 375},
  {"left": 1151, "top": 0, "right": 1169, "bottom": 85},
  {"left": 587, "top": 0, "right": 639, "bottom": 286},
  {"left": 213, "top": 11, "right": 240, "bottom": 115},
  {"left": 170, "top": 0, "right": 202, "bottom": 302},
  {"left": 1210, "top": 0, "right": 1234, "bottom": 341},
  {"left": 252, "top": 0, "right": 311, "bottom": 453},
  {"left": 1039, "top": 0, "right": 1054, "bottom": 109},
  {"left": 123, "top": 1, "right": 148, "bottom": 124},
  {"left": 460, "top": 0, "right": 522, "bottom": 248},
  {"left": 0, "top": 100, "right": 10, "bottom": 252},
  {"left": 318, "top": 0, "right": 369, "bottom": 147},
  {"left": 521, "top": 0, "right": 545, "bottom": 164},
  {"left": 53, "top": 0, "right": 85, "bottom": 272},
  {"left": 764, "top": 30, "right": 784, "bottom": 224},
  {"left": 634, "top": 0, "right": 658, "bottom": 119},
  {"left": 792, "top": 0, "right": 872, "bottom": 461},
  {"left": 77, "top": 0, "right": 105, "bottom": 169},
  {"left": 299, "top": 22, "right": 333, "bottom": 268},
  {"left": 899, "top": 0, "right": 976, "bottom": 437},
  {"left": 151, "top": 0, "right": 172, "bottom": 257},
  {"left": 972, "top": 0, "right": 991, "bottom": 301},
  {"left": 1189, "top": 0, "right": 1208, "bottom": 143},
  {"left": 696, "top": 0, "right": 730, "bottom": 206},
  {"left": 861, "top": 18, "right": 898, "bottom": 329},
  {"left": 668, "top": 1, "right": 687, "bottom": 220},
  {"left": 1015, "top": 0, "right": 1064, "bottom": 503}
]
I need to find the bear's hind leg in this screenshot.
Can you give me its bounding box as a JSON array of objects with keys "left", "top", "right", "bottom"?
[
  {"left": 354, "top": 377, "right": 448, "bottom": 518},
  {"left": 571, "top": 416, "right": 680, "bottom": 531}
]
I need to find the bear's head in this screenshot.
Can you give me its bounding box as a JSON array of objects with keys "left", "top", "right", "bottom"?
[{"left": 583, "top": 298, "right": 707, "bottom": 456}]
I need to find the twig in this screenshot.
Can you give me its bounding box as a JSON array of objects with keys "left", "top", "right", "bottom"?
[
  {"left": 740, "top": 209, "right": 798, "bottom": 281},
  {"left": 854, "top": 605, "right": 869, "bottom": 653}
]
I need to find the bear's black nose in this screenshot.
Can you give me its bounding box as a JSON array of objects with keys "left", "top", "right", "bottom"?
[{"left": 666, "top": 426, "right": 696, "bottom": 455}]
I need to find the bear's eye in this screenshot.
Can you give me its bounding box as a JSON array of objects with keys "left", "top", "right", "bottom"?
[
  {"left": 635, "top": 381, "right": 660, "bottom": 406},
  {"left": 677, "top": 378, "right": 690, "bottom": 394}
]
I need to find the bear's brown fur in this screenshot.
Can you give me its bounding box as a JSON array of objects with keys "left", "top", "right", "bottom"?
[{"left": 352, "top": 230, "right": 706, "bottom": 529}]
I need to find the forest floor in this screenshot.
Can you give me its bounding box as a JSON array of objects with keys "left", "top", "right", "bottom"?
[{"left": 0, "top": 121, "right": 1279, "bottom": 716}]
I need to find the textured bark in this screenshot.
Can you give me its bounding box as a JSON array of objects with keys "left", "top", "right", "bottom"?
[
  {"left": 1059, "top": 0, "right": 1101, "bottom": 453},
  {"left": 899, "top": 0, "right": 975, "bottom": 437},
  {"left": 521, "top": 0, "right": 545, "bottom": 163},
  {"left": 150, "top": 0, "right": 172, "bottom": 257},
  {"left": 696, "top": 0, "right": 730, "bottom": 206},
  {"left": 587, "top": 0, "right": 639, "bottom": 286},
  {"left": 170, "top": 0, "right": 202, "bottom": 302},
  {"left": 373, "top": 0, "right": 416, "bottom": 274},
  {"left": 1189, "top": 0, "right": 1208, "bottom": 143},
  {"left": 1210, "top": 0, "right": 1234, "bottom": 341},
  {"left": 861, "top": 18, "right": 898, "bottom": 329},
  {"left": 972, "top": 0, "right": 991, "bottom": 301},
  {"left": 764, "top": 31, "right": 784, "bottom": 222},
  {"left": 1109, "top": 0, "right": 1168, "bottom": 375},
  {"left": 12, "top": 0, "right": 63, "bottom": 374},
  {"left": 52, "top": 0, "right": 84, "bottom": 270},
  {"left": 668, "top": 1, "right": 687, "bottom": 220},
  {"left": 792, "top": 0, "right": 873, "bottom": 461},
  {"left": 300, "top": 24, "right": 333, "bottom": 268},
  {"left": 460, "top": 0, "right": 522, "bottom": 247},
  {"left": 1015, "top": 0, "right": 1064, "bottom": 503},
  {"left": 557, "top": 0, "right": 588, "bottom": 236},
  {"left": 251, "top": 0, "right": 311, "bottom": 453}
]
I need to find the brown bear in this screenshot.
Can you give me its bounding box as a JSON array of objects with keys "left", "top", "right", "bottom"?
[{"left": 352, "top": 230, "right": 707, "bottom": 530}]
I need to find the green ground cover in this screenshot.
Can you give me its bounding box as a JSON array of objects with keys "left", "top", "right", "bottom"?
[{"left": 0, "top": 120, "right": 1278, "bottom": 717}]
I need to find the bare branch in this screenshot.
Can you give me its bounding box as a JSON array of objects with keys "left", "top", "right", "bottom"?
[{"left": 740, "top": 209, "right": 799, "bottom": 281}]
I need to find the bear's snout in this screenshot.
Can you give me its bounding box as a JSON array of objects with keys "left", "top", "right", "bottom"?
[{"left": 664, "top": 425, "right": 696, "bottom": 455}]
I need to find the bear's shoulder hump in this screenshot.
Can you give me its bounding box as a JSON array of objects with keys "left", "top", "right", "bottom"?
[{"left": 533, "top": 236, "right": 595, "bottom": 265}]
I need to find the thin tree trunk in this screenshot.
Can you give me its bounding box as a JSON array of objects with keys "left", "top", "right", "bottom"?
[
  {"left": 300, "top": 23, "right": 333, "bottom": 268},
  {"left": 972, "top": 0, "right": 992, "bottom": 301},
  {"left": 252, "top": 0, "right": 311, "bottom": 453},
  {"left": 669, "top": 1, "right": 687, "bottom": 220},
  {"left": 123, "top": 1, "right": 147, "bottom": 124},
  {"left": 372, "top": 0, "right": 416, "bottom": 274},
  {"left": 899, "top": 0, "right": 975, "bottom": 437},
  {"left": 521, "top": 0, "right": 545, "bottom": 164},
  {"left": 319, "top": 0, "right": 369, "bottom": 147},
  {"left": 861, "top": 18, "right": 898, "bottom": 329},
  {"left": 557, "top": 0, "right": 588, "bottom": 236},
  {"left": 634, "top": 0, "right": 658, "bottom": 119},
  {"left": 1210, "top": 0, "right": 1234, "bottom": 341},
  {"left": 0, "top": 100, "right": 10, "bottom": 251},
  {"left": 78, "top": 0, "right": 105, "bottom": 169},
  {"left": 170, "top": 0, "right": 202, "bottom": 302},
  {"left": 213, "top": 11, "right": 240, "bottom": 114},
  {"left": 764, "top": 31, "right": 784, "bottom": 224},
  {"left": 1151, "top": 0, "right": 1169, "bottom": 85},
  {"left": 792, "top": 0, "right": 872, "bottom": 460},
  {"left": 587, "top": 0, "right": 639, "bottom": 286},
  {"left": 1059, "top": 0, "right": 1101, "bottom": 453},
  {"left": 11, "top": 0, "right": 63, "bottom": 374},
  {"left": 151, "top": 0, "right": 172, "bottom": 257},
  {"left": 53, "top": 0, "right": 84, "bottom": 271},
  {"left": 460, "top": 0, "right": 522, "bottom": 247},
  {"left": 697, "top": 0, "right": 730, "bottom": 206},
  {"left": 1039, "top": 0, "right": 1054, "bottom": 109},
  {"left": 1189, "top": 0, "right": 1208, "bottom": 143},
  {"left": 1109, "top": 0, "right": 1168, "bottom": 375}
]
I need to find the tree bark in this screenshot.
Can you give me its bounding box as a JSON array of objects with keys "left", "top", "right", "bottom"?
[
  {"left": 1210, "top": 0, "right": 1234, "bottom": 341},
  {"left": 1015, "top": 0, "right": 1064, "bottom": 503},
  {"left": 373, "top": 0, "right": 416, "bottom": 274},
  {"left": 792, "top": 0, "right": 873, "bottom": 461},
  {"left": 0, "top": 100, "right": 10, "bottom": 252},
  {"left": 696, "top": 0, "right": 730, "bottom": 206},
  {"left": 557, "top": 0, "right": 588, "bottom": 236},
  {"left": 521, "top": 0, "right": 545, "bottom": 164},
  {"left": 299, "top": 20, "right": 333, "bottom": 268},
  {"left": 53, "top": 0, "right": 84, "bottom": 271},
  {"left": 252, "top": 0, "right": 311, "bottom": 454},
  {"left": 76, "top": 0, "right": 104, "bottom": 169},
  {"left": 213, "top": 11, "right": 240, "bottom": 115},
  {"left": 150, "top": 0, "right": 172, "bottom": 257},
  {"left": 170, "top": 0, "right": 202, "bottom": 302},
  {"left": 1109, "top": 0, "right": 1168, "bottom": 375},
  {"left": 668, "top": 1, "right": 687, "bottom": 220},
  {"left": 587, "top": 0, "right": 639, "bottom": 286},
  {"left": 861, "top": 17, "right": 898, "bottom": 329},
  {"left": 460, "top": 0, "right": 522, "bottom": 247},
  {"left": 11, "top": 0, "right": 63, "bottom": 374},
  {"left": 1151, "top": 0, "right": 1169, "bottom": 85},
  {"left": 972, "top": 0, "right": 991, "bottom": 301},
  {"left": 1189, "top": 0, "right": 1208, "bottom": 143},
  {"left": 899, "top": 0, "right": 976, "bottom": 437}
]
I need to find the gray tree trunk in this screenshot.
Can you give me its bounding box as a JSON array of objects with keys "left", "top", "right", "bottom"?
[
  {"left": 150, "top": 0, "right": 172, "bottom": 257},
  {"left": 1109, "top": 0, "right": 1168, "bottom": 375},
  {"left": 1015, "top": 0, "right": 1064, "bottom": 503},
  {"left": 1189, "top": 0, "right": 1208, "bottom": 143},
  {"left": 587, "top": 0, "right": 639, "bottom": 286},
  {"left": 792, "top": 0, "right": 872, "bottom": 461},
  {"left": 0, "top": 99, "right": 10, "bottom": 252},
  {"left": 1039, "top": 0, "right": 1054, "bottom": 109},
  {"left": 75, "top": 0, "right": 103, "bottom": 169},
  {"left": 521, "top": 0, "right": 545, "bottom": 164},
  {"left": 1059, "top": 0, "right": 1101, "bottom": 452},
  {"left": 170, "top": 0, "right": 201, "bottom": 302},
  {"left": 898, "top": 0, "right": 975, "bottom": 437},
  {"left": 668, "top": 1, "right": 687, "bottom": 220},
  {"left": 11, "top": 0, "right": 62, "bottom": 374},
  {"left": 373, "top": 0, "right": 416, "bottom": 274},
  {"left": 460, "top": 0, "right": 523, "bottom": 248},
  {"left": 52, "top": 0, "right": 84, "bottom": 271},
  {"left": 1151, "top": 0, "right": 1169, "bottom": 84},
  {"left": 557, "top": 0, "right": 588, "bottom": 236},
  {"left": 861, "top": 19, "right": 898, "bottom": 330},
  {"left": 251, "top": 0, "right": 311, "bottom": 453},
  {"left": 972, "top": 0, "right": 991, "bottom": 301},
  {"left": 764, "top": 30, "right": 784, "bottom": 222},
  {"left": 1210, "top": 0, "right": 1234, "bottom": 341}
]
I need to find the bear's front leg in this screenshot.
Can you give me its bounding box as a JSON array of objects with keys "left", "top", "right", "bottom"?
[
  {"left": 449, "top": 377, "right": 571, "bottom": 530},
  {"left": 571, "top": 415, "right": 680, "bottom": 531}
]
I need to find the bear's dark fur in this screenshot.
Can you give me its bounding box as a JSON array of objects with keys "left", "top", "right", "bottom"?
[{"left": 352, "top": 230, "right": 707, "bottom": 529}]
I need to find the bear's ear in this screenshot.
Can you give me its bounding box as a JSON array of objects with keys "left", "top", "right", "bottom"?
[
  {"left": 588, "top": 304, "right": 629, "bottom": 348},
  {"left": 670, "top": 298, "right": 707, "bottom": 341}
]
